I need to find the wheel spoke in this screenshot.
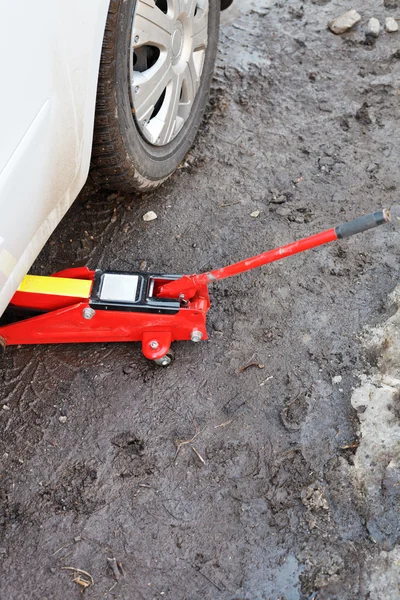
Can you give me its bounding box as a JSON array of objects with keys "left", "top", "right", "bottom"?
[
  {"left": 157, "top": 71, "right": 183, "bottom": 144},
  {"left": 183, "top": 53, "right": 199, "bottom": 105},
  {"left": 133, "top": 0, "right": 174, "bottom": 50},
  {"left": 168, "top": 0, "right": 187, "bottom": 18},
  {"left": 191, "top": 4, "right": 208, "bottom": 50},
  {"left": 184, "top": 0, "right": 198, "bottom": 18},
  {"left": 133, "top": 57, "right": 172, "bottom": 124}
]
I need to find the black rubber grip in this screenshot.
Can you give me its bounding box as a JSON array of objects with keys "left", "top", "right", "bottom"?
[{"left": 335, "top": 209, "right": 390, "bottom": 239}]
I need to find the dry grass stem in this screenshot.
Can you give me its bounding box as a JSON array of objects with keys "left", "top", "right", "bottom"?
[
  {"left": 214, "top": 420, "right": 232, "bottom": 429},
  {"left": 340, "top": 443, "right": 359, "bottom": 450},
  {"left": 62, "top": 566, "right": 94, "bottom": 589},
  {"left": 191, "top": 445, "right": 206, "bottom": 465},
  {"left": 174, "top": 425, "right": 205, "bottom": 462},
  {"left": 239, "top": 362, "right": 265, "bottom": 373},
  {"left": 260, "top": 376, "right": 273, "bottom": 387}
]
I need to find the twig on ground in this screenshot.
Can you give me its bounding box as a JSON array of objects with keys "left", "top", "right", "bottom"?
[
  {"left": 53, "top": 544, "right": 69, "bottom": 555},
  {"left": 260, "top": 376, "right": 273, "bottom": 387},
  {"left": 214, "top": 420, "right": 232, "bottom": 429},
  {"left": 239, "top": 362, "right": 265, "bottom": 373},
  {"left": 220, "top": 201, "right": 240, "bottom": 207},
  {"left": 191, "top": 445, "right": 206, "bottom": 465},
  {"left": 107, "top": 557, "right": 123, "bottom": 581},
  {"left": 340, "top": 443, "right": 359, "bottom": 450},
  {"left": 117, "top": 561, "right": 125, "bottom": 576},
  {"left": 174, "top": 425, "right": 205, "bottom": 462},
  {"left": 61, "top": 566, "right": 94, "bottom": 589}
]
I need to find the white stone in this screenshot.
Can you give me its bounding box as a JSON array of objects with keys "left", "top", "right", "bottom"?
[
  {"left": 385, "top": 17, "right": 399, "bottom": 33},
  {"left": 332, "top": 375, "right": 342, "bottom": 384},
  {"left": 367, "top": 18, "right": 381, "bottom": 38},
  {"left": 250, "top": 210, "right": 260, "bottom": 218},
  {"left": 328, "top": 10, "right": 361, "bottom": 35},
  {"left": 58, "top": 415, "right": 67, "bottom": 423},
  {"left": 143, "top": 211, "right": 157, "bottom": 222}
]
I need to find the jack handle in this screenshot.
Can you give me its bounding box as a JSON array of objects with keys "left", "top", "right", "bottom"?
[{"left": 157, "top": 208, "right": 391, "bottom": 300}]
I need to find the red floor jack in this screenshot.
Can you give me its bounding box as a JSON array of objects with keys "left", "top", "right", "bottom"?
[{"left": 0, "top": 209, "right": 390, "bottom": 365}]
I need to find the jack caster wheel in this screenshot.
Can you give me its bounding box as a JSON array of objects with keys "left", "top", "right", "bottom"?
[{"left": 154, "top": 353, "right": 173, "bottom": 367}]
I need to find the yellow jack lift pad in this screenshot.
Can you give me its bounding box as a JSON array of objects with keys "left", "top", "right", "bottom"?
[{"left": 18, "top": 275, "right": 92, "bottom": 299}]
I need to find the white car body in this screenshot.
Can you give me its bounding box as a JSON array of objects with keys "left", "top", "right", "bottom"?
[{"left": 0, "top": 0, "right": 110, "bottom": 317}]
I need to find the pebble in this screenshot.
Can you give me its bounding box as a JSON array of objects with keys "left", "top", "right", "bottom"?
[
  {"left": 250, "top": 210, "right": 260, "bottom": 218},
  {"left": 143, "top": 211, "right": 157, "bottom": 222},
  {"left": 367, "top": 18, "right": 381, "bottom": 38},
  {"left": 385, "top": 17, "right": 399, "bottom": 33},
  {"left": 212, "top": 321, "right": 224, "bottom": 332},
  {"left": 276, "top": 207, "right": 291, "bottom": 217},
  {"left": 332, "top": 375, "right": 343, "bottom": 384},
  {"left": 270, "top": 195, "right": 287, "bottom": 205},
  {"left": 58, "top": 415, "right": 67, "bottom": 424},
  {"left": 319, "top": 157, "right": 335, "bottom": 168},
  {"left": 2, "top": 404, "right": 10, "bottom": 411},
  {"left": 328, "top": 10, "right": 361, "bottom": 35}
]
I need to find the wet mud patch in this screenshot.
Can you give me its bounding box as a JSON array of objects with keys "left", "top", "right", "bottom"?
[
  {"left": 40, "top": 463, "right": 102, "bottom": 515},
  {"left": 1, "top": 0, "right": 400, "bottom": 598},
  {"left": 206, "top": 440, "right": 260, "bottom": 479},
  {"left": 111, "top": 431, "right": 155, "bottom": 479}
]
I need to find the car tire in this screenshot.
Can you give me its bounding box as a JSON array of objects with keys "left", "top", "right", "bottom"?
[{"left": 91, "top": 0, "right": 220, "bottom": 192}]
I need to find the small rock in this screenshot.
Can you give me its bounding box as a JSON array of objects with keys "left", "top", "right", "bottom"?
[
  {"left": 276, "top": 207, "right": 291, "bottom": 217},
  {"left": 328, "top": 10, "right": 361, "bottom": 35},
  {"left": 355, "top": 102, "right": 372, "bottom": 125},
  {"left": 2, "top": 404, "right": 10, "bottom": 411},
  {"left": 319, "top": 101, "right": 333, "bottom": 113},
  {"left": 250, "top": 210, "right": 260, "bottom": 218},
  {"left": 212, "top": 321, "right": 224, "bottom": 332},
  {"left": 319, "top": 157, "right": 335, "bottom": 168},
  {"left": 58, "top": 416, "right": 67, "bottom": 424},
  {"left": 270, "top": 195, "right": 287, "bottom": 205},
  {"left": 143, "top": 211, "right": 157, "bottom": 222},
  {"left": 367, "top": 18, "right": 381, "bottom": 38},
  {"left": 332, "top": 375, "right": 342, "bottom": 384},
  {"left": 385, "top": 17, "right": 399, "bottom": 33}
]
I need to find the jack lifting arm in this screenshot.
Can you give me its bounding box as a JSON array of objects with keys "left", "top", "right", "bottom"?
[{"left": 156, "top": 209, "right": 391, "bottom": 300}]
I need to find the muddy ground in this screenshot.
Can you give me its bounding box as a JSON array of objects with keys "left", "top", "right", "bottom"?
[{"left": 1, "top": 1, "right": 400, "bottom": 598}]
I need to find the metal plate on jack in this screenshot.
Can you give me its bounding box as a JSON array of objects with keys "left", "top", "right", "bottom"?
[{"left": 99, "top": 274, "right": 140, "bottom": 303}]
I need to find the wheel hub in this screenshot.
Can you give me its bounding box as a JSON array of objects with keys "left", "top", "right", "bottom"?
[
  {"left": 171, "top": 24, "right": 184, "bottom": 60},
  {"left": 130, "top": 0, "right": 209, "bottom": 147}
]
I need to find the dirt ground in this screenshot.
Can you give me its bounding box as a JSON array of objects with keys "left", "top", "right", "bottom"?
[{"left": 1, "top": 1, "right": 400, "bottom": 598}]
